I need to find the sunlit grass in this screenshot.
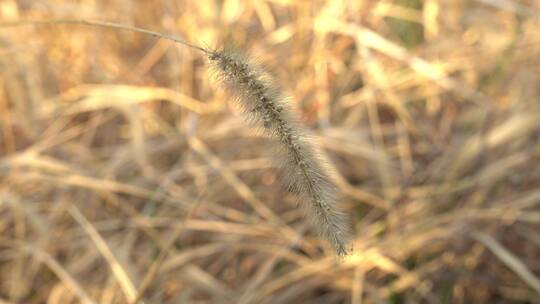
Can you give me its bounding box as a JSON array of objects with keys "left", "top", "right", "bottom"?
[{"left": 1, "top": 0, "right": 540, "bottom": 303}]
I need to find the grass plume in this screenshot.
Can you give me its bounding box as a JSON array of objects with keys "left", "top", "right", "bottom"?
[{"left": 207, "top": 49, "right": 351, "bottom": 255}]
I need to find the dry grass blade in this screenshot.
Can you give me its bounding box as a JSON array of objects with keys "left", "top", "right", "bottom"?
[
  {"left": 187, "top": 136, "right": 278, "bottom": 223},
  {"left": 133, "top": 187, "right": 205, "bottom": 304},
  {"left": 237, "top": 225, "right": 308, "bottom": 304},
  {"left": 40, "top": 85, "right": 217, "bottom": 117},
  {"left": 181, "top": 264, "right": 234, "bottom": 302},
  {"left": 473, "top": 231, "right": 540, "bottom": 294},
  {"left": 69, "top": 206, "right": 142, "bottom": 303},
  {"left": 477, "top": 0, "right": 540, "bottom": 19},
  {"left": 19, "top": 244, "right": 96, "bottom": 304},
  {"left": 351, "top": 266, "right": 366, "bottom": 304}
]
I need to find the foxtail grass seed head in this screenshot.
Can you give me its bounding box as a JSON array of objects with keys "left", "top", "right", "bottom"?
[{"left": 207, "top": 48, "right": 352, "bottom": 256}]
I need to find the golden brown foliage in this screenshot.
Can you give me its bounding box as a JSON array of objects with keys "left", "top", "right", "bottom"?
[{"left": 1, "top": 1, "right": 540, "bottom": 303}]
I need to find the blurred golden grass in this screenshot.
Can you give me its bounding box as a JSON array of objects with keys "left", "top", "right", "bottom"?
[{"left": 1, "top": 0, "right": 540, "bottom": 303}]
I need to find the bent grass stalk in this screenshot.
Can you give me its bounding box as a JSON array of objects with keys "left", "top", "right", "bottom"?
[{"left": 0, "top": 19, "right": 352, "bottom": 256}]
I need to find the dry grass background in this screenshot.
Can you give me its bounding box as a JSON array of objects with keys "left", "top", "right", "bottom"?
[{"left": 1, "top": 0, "right": 540, "bottom": 303}]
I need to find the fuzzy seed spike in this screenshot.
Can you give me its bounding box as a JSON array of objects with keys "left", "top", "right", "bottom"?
[{"left": 208, "top": 48, "right": 352, "bottom": 256}]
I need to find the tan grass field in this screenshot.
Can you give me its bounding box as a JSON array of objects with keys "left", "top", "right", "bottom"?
[{"left": 1, "top": 0, "right": 540, "bottom": 303}]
